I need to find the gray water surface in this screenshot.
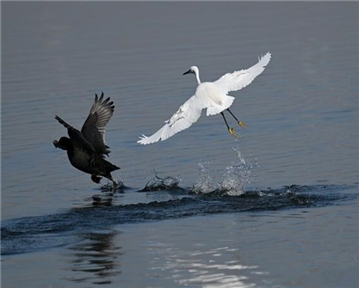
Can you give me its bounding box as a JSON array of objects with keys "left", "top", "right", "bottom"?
[{"left": 2, "top": 2, "right": 359, "bottom": 288}]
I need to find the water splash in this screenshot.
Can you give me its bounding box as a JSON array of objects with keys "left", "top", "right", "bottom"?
[
  {"left": 192, "top": 147, "right": 258, "bottom": 196},
  {"left": 220, "top": 147, "right": 258, "bottom": 196},
  {"left": 100, "top": 180, "right": 127, "bottom": 192},
  {"left": 192, "top": 162, "right": 216, "bottom": 194},
  {"left": 140, "top": 171, "right": 183, "bottom": 192}
]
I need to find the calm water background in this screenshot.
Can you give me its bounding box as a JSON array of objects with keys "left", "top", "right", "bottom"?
[{"left": 1, "top": 2, "right": 358, "bottom": 288}]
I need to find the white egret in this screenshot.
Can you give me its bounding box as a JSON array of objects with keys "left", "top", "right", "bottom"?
[{"left": 138, "top": 52, "right": 271, "bottom": 145}]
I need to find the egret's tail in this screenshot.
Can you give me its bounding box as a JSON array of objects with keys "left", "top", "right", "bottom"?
[{"left": 206, "top": 96, "right": 234, "bottom": 116}]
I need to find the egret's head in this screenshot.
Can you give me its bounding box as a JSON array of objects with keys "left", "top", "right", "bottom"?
[{"left": 183, "top": 66, "right": 199, "bottom": 76}]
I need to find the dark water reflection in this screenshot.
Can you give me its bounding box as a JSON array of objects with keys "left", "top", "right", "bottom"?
[{"left": 66, "top": 230, "right": 122, "bottom": 285}]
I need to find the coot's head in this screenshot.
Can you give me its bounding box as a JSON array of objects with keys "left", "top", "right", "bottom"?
[{"left": 53, "top": 137, "right": 72, "bottom": 150}]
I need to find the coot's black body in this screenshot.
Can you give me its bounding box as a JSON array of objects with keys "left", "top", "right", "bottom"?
[{"left": 54, "top": 93, "right": 120, "bottom": 184}]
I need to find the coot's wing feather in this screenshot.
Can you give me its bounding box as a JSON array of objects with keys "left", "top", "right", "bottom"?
[{"left": 81, "top": 92, "right": 114, "bottom": 156}]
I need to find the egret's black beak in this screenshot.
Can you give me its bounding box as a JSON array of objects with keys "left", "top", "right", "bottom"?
[{"left": 183, "top": 69, "right": 191, "bottom": 75}]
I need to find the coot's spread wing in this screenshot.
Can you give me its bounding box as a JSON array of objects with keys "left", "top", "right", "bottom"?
[
  {"left": 55, "top": 115, "right": 95, "bottom": 155},
  {"left": 81, "top": 93, "right": 114, "bottom": 156}
]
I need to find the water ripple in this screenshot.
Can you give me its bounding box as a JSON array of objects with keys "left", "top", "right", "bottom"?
[{"left": 1, "top": 184, "right": 355, "bottom": 256}]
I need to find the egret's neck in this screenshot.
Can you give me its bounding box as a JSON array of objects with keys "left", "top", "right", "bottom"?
[{"left": 194, "top": 71, "right": 201, "bottom": 85}]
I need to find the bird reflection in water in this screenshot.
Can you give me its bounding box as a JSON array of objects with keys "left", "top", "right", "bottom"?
[
  {"left": 92, "top": 180, "right": 127, "bottom": 206},
  {"left": 66, "top": 230, "right": 122, "bottom": 285}
]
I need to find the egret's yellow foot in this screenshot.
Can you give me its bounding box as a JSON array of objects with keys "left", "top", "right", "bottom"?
[
  {"left": 228, "top": 127, "right": 239, "bottom": 139},
  {"left": 238, "top": 121, "right": 247, "bottom": 129}
]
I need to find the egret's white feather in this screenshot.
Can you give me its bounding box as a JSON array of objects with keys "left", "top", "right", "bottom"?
[
  {"left": 137, "top": 95, "right": 204, "bottom": 145},
  {"left": 214, "top": 52, "right": 271, "bottom": 94},
  {"left": 206, "top": 95, "right": 235, "bottom": 116}
]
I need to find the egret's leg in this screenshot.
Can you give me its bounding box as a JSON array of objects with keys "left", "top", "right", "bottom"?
[
  {"left": 227, "top": 109, "right": 246, "bottom": 129},
  {"left": 221, "top": 112, "right": 239, "bottom": 139}
]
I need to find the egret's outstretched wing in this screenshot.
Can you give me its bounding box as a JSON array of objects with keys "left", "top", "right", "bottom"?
[
  {"left": 81, "top": 92, "right": 114, "bottom": 156},
  {"left": 214, "top": 52, "right": 271, "bottom": 94},
  {"left": 138, "top": 95, "right": 205, "bottom": 145}
]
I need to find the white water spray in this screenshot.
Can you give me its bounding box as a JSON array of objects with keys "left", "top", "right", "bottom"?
[{"left": 193, "top": 147, "right": 258, "bottom": 196}]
